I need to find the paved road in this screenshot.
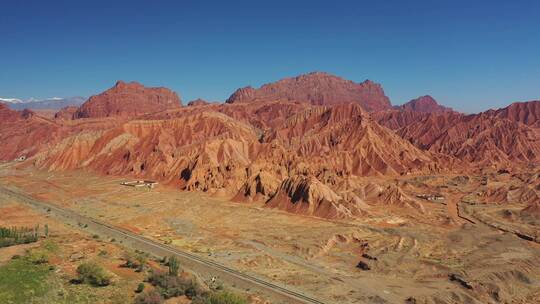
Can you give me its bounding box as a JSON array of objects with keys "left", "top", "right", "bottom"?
[{"left": 0, "top": 185, "right": 329, "bottom": 304}]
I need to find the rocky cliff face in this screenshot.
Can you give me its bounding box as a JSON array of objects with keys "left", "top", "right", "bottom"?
[
  {"left": 74, "top": 81, "right": 181, "bottom": 118},
  {"left": 226, "top": 72, "right": 392, "bottom": 111}
]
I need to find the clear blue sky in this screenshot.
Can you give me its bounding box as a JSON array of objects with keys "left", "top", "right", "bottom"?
[{"left": 1, "top": 0, "right": 539, "bottom": 112}]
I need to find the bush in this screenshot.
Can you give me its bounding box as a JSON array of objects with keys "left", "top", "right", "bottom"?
[
  {"left": 168, "top": 256, "right": 179, "bottom": 276},
  {"left": 205, "top": 291, "right": 247, "bottom": 304},
  {"left": 76, "top": 262, "right": 112, "bottom": 286},
  {"left": 134, "top": 290, "right": 163, "bottom": 304},
  {"left": 136, "top": 282, "right": 145, "bottom": 293},
  {"left": 123, "top": 251, "right": 147, "bottom": 272},
  {"left": 147, "top": 270, "right": 204, "bottom": 299},
  {"left": 27, "top": 249, "right": 49, "bottom": 264}
]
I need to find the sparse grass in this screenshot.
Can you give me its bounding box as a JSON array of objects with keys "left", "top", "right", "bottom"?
[
  {"left": 43, "top": 239, "right": 60, "bottom": 253},
  {"left": 0, "top": 257, "right": 51, "bottom": 303},
  {"left": 205, "top": 291, "right": 247, "bottom": 304}
]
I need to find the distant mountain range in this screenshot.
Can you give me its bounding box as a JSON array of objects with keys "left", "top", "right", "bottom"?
[
  {"left": 0, "top": 72, "right": 539, "bottom": 221},
  {"left": 0, "top": 96, "right": 86, "bottom": 110}
]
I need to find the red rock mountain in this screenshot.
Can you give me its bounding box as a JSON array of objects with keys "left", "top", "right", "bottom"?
[
  {"left": 374, "top": 103, "right": 540, "bottom": 166},
  {"left": 187, "top": 98, "right": 212, "bottom": 107},
  {"left": 0, "top": 105, "right": 64, "bottom": 160},
  {"left": 0, "top": 102, "right": 21, "bottom": 122},
  {"left": 398, "top": 95, "right": 453, "bottom": 113},
  {"left": 226, "top": 72, "right": 392, "bottom": 111},
  {"left": 2, "top": 78, "right": 540, "bottom": 220},
  {"left": 491, "top": 100, "right": 540, "bottom": 128},
  {"left": 74, "top": 81, "right": 181, "bottom": 118}
]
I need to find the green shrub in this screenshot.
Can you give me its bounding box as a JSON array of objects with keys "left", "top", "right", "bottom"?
[
  {"left": 206, "top": 291, "right": 247, "bottom": 304},
  {"left": 123, "top": 251, "right": 147, "bottom": 272},
  {"left": 76, "top": 261, "right": 112, "bottom": 286},
  {"left": 147, "top": 270, "right": 204, "bottom": 299},
  {"left": 42, "top": 239, "right": 59, "bottom": 253},
  {"left": 0, "top": 226, "right": 39, "bottom": 248},
  {"left": 136, "top": 282, "right": 145, "bottom": 293},
  {"left": 27, "top": 249, "right": 49, "bottom": 264},
  {"left": 168, "top": 256, "right": 179, "bottom": 276}
]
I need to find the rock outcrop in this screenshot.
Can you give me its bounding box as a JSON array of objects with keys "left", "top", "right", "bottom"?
[{"left": 266, "top": 175, "right": 363, "bottom": 219}]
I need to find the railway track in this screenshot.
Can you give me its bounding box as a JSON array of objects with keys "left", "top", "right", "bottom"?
[{"left": 0, "top": 185, "right": 329, "bottom": 304}]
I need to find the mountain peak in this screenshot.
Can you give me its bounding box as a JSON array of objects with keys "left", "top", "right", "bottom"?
[
  {"left": 114, "top": 80, "right": 143, "bottom": 89},
  {"left": 74, "top": 81, "right": 181, "bottom": 118},
  {"left": 399, "top": 95, "right": 453, "bottom": 113},
  {"left": 225, "top": 72, "right": 392, "bottom": 111}
]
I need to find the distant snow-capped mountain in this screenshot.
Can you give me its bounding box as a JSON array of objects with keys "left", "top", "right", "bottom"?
[
  {"left": 0, "top": 97, "right": 25, "bottom": 104},
  {"left": 0, "top": 96, "right": 86, "bottom": 110}
]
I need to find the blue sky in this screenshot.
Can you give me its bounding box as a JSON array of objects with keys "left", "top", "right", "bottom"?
[{"left": 1, "top": 0, "right": 539, "bottom": 113}]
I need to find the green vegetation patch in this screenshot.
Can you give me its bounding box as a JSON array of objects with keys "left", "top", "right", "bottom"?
[
  {"left": 0, "top": 257, "right": 51, "bottom": 303},
  {"left": 0, "top": 225, "right": 40, "bottom": 248}
]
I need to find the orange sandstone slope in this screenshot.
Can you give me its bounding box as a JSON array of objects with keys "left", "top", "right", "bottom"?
[
  {"left": 264, "top": 103, "right": 438, "bottom": 176},
  {"left": 34, "top": 111, "right": 260, "bottom": 188},
  {"left": 225, "top": 72, "right": 392, "bottom": 111}
]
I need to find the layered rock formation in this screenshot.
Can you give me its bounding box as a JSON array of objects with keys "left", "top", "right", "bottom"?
[
  {"left": 266, "top": 175, "right": 363, "bottom": 219},
  {"left": 74, "top": 81, "right": 181, "bottom": 118},
  {"left": 226, "top": 72, "right": 392, "bottom": 111}
]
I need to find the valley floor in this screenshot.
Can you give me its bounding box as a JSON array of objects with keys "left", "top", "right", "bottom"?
[{"left": 1, "top": 162, "right": 539, "bottom": 304}]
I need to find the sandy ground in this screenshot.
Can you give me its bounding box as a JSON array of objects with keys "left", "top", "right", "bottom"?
[{"left": 1, "top": 163, "right": 539, "bottom": 304}]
